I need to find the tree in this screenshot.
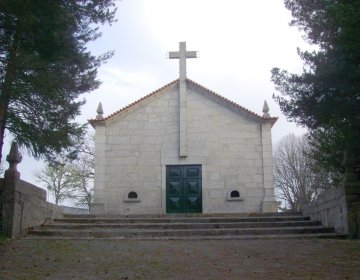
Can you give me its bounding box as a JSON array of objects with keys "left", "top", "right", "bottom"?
[
  {"left": 67, "top": 134, "right": 94, "bottom": 209},
  {"left": 34, "top": 161, "right": 73, "bottom": 205},
  {"left": 274, "top": 134, "right": 335, "bottom": 211},
  {"left": 34, "top": 132, "right": 95, "bottom": 208},
  {"left": 271, "top": 1, "right": 360, "bottom": 175},
  {"left": 0, "top": 0, "right": 117, "bottom": 165}
]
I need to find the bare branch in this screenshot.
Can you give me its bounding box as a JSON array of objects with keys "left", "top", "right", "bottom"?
[{"left": 274, "top": 134, "right": 335, "bottom": 211}]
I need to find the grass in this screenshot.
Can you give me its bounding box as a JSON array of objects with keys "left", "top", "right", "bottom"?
[{"left": 0, "top": 231, "right": 9, "bottom": 245}]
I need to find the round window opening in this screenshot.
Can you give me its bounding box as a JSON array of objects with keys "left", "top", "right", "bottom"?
[
  {"left": 128, "top": 191, "right": 138, "bottom": 199},
  {"left": 230, "top": 190, "right": 240, "bottom": 198}
]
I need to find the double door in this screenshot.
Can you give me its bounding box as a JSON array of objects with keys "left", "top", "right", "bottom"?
[{"left": 166, "top": 165, "right": 202, "bottom": 213}]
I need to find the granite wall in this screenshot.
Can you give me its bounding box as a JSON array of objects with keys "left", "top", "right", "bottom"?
[
  {"left": 303, "top": 185, "right": 348, "bottom": 234},
  {"left": 0, "top": 142, "right": 63, "bottom": 238},
  {"left": 0, "top": 178, "right": 63, "bottom": 238}
]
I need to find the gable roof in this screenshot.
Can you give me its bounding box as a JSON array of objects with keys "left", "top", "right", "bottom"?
[{"left": 89, "top": 79, "right": 278, "bottom": 127}]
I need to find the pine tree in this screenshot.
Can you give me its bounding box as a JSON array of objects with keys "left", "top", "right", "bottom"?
[
  {"left": 0, "top": 0, "right": 117, "bottom": 163},
  {"left": 271, "top": 0, "right": 360, "bottom": 174}
]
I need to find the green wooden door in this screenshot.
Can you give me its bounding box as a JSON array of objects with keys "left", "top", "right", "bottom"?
[{"left": 166, "top": 165, "right": 202, "bottom": 213}]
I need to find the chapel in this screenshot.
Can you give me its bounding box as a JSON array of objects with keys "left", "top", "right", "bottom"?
[{"left": 89, "top": 42, "right": 279, "bottom": 215}]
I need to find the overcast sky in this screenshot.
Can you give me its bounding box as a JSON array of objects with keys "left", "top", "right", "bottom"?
[
  {"left": 82, "top": 0, "right": 308, "bottom": 138},
  {"left": 9, "top": 0, "right": 308, "bottom": 188}
]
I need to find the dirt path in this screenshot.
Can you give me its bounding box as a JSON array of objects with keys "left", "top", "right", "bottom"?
[{"left": 0, "top": 239, "right": 359, "bottom": 280}]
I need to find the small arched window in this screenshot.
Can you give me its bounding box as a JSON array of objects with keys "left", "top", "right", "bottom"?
[
  {"left": 227, "top": 189, "right": 243, "bottom": 201},
  {"left": 128, "top": 191, "right": 138, "bottom": 199},
  {"left": 230, "top": 190, "right": 240, "bottom": 198}
]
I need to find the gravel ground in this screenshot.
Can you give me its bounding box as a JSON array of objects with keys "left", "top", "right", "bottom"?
[{"left": 0, "top": 238, "right": 359, "bottom": 280}]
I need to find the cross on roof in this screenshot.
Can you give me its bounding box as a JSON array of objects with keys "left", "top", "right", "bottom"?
[{"left": 169, "top": 42, "right": 197, "bottom": 81}]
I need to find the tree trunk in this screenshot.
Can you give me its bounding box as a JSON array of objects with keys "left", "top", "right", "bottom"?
[
  {"left": 0, "top": 30, "right": 18, "bottom": 166},
  {"left": 0, "top": 63, "right": 16, "bottom": 166}
]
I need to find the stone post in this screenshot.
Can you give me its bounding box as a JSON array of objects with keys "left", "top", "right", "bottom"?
[
  {"left": 90, "top": 124, "right": 107, "bottom": 215},
  {"left": 343, "top": 150, "right": 360, "bottom": 239},
  {"left": 1, "top": 142, "right": 22, "bottom": 237},
  {"left": 260, "top": 123, "right": 280, "bottom": 212}
]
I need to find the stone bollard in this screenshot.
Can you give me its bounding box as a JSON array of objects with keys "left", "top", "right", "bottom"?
[
  {"left": 4, "top": 142, "right": 22, "bottom": 180},
  {"left": 1, "top": 142, "right": 22, "bottom": 237}
]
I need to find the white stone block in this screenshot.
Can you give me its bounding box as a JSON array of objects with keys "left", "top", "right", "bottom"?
[{"left": 95, "top": 135, "right": 107, "bottom": 144}]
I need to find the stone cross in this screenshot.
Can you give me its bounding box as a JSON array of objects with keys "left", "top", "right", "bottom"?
[
  {"left": 168, "top": 42, "right": 197, "bottom": 157},
  {"left": 169, "top": 42, "right": 197, "bottom": 81}
]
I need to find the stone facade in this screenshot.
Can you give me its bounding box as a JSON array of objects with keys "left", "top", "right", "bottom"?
[{"left": 90, "top": 79, "right": 278, "bottom": 215}]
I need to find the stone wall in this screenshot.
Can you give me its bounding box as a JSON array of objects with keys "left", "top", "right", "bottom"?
[
  {"left": 303, "top": 185, "right": 348, "bottom": 234},
  {"left": 0, "top": 142, "right": 63, "bottom": 238},
  {"left": 303, "top": 150, "right": 360, "bottom": 238},
  {"left": 62, "top": 206, "right": 90, "bottom": 215},
  {"left": 0, "top": 178, "right": 63, "bottom": 238}
]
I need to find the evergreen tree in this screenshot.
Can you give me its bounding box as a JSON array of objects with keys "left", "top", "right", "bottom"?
[
  {"left": 271, "top": 0, "right": 360, "bottom": 174},
  {"left": 0, "top": 0, "right": 117, "bottom": 164}
]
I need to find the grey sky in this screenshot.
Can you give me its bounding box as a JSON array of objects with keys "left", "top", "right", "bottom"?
[{"left": 6, "top": 0, "right": 308, "bottom": 192}]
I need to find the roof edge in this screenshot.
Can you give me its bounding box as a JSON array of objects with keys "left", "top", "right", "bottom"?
[
  {"left": 88, "top": 78, "right": 278, "bottom": 127},
  {"left": 88, "top": 79, "right": 179, "bottom": 126},
  {"left": 187, "top": 79, "right": 278, "bottom": 124}
]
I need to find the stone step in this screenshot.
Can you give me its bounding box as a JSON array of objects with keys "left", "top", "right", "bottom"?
[
  {"left": 24, "top": 232, "right": 346, "bottom": 240},
  {"left": 27, "top": 213, "right": 343, "bottom": 240},
  {"left": 43, "top": 220, "right": 321, "bottom": 230},
  {"left": 53, "top": 215, "right": 310, "bottom": 224},
  {"left": 27, "top": 225, "right": 335, "bottom": 239},
  {"left": 62, "top": 212, "right": 304, "bottom": 218}
]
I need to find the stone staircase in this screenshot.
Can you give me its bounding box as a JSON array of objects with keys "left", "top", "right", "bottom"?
[{"left": 26, "top": 212, "right": 344, "bottom": 240}]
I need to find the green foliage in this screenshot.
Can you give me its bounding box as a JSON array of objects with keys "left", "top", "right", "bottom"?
[
  {"left": 306, "top": 128, "right": 345, "bottom": 178},
  {"left": 271, "top": 0, "right": 360, "bottom": 173},
  {"left": 0, "top": 0, "right": 117, "bottom": 162}
]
